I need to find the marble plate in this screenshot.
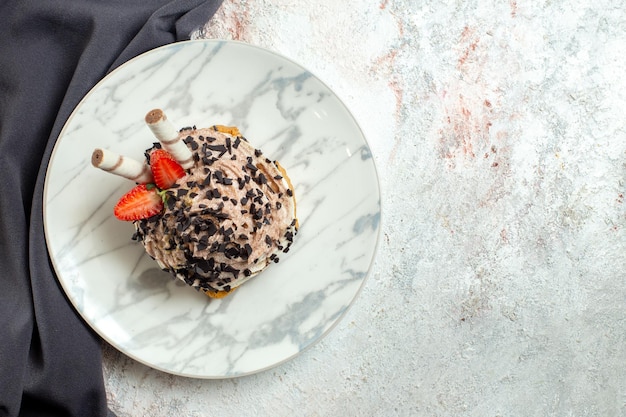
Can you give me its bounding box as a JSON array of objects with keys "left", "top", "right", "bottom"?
[{"left": 43, "top": 40, "right": 380, "bottom": 378}]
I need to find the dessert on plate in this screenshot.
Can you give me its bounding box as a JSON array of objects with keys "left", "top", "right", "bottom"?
[{"left": 92, "top": 109, "right": 298, "bottom": 298}]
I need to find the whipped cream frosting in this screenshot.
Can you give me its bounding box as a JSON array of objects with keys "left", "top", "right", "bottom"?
[{"left": 132, "top": 126, "right": 297, "bottom": 295}]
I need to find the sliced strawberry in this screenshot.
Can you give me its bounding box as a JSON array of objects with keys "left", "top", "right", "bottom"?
[
  {"left": 114, "top": 184, "right": 163, "bottom": 221},
  {"left": 149, "top": 149, "right": 186, "bottom": 189}
]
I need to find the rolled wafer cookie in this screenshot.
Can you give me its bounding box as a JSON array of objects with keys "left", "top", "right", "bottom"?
[
  {"left": 144, "top": 109, "right": 194, "bottom": 169},
  {"left": 91, "top": 148, "right": 153, "bottom": 183}
]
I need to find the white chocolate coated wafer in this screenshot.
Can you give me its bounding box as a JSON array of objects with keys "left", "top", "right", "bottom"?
[
  {"left": 91, "top": 148, "right": 153, "bottom": 183},
  {"left": 144, "top": 109, "right": 194, "bottom": 169}
]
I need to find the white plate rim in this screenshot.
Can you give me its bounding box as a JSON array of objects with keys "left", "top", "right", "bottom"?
[{"left": 43, "top": 39, "right": 382, "bottom": 378}]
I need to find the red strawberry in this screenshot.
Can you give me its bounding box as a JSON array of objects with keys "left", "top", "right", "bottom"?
[
  {"left": 114, "top": 184, "right": 164, "bottom": 221},
  {"left": 149, "top": 149, "right": 186, "bottom": 189}
]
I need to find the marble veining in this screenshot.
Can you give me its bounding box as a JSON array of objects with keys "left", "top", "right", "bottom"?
[
  {"left": 44, "top": 40, "right": 380, "bottom": 378},
  {"left": 67, "top": 0, "right": 626, "bottom": 414}
]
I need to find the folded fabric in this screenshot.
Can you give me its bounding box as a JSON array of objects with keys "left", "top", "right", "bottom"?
[{"left": 0, "top": 1, "right": 222, "bottom": 415}]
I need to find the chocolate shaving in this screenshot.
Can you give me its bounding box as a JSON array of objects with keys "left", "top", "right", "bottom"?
[{"left": 207, "top": 144, "right": 227, "bottom": 156}]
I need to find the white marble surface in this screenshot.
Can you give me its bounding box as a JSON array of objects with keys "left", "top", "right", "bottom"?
[
  {"left": 102, "top": 0, "right": 626, "bottom": 415},
  {"left": 45, "top": 40, "right": 379, "bottom": 378}
]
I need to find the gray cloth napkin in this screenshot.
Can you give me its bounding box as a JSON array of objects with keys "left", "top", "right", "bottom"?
[{"left": 0, "top": 1, "right": 222, "bottom": 415}]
